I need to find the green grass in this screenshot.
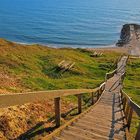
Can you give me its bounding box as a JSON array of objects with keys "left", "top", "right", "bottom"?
[
  {"left": 0, "top": 39, "right": 121, "bottom": 93},
  {"left": 124, "top": 57, "right": 140, "bottom": 105}
]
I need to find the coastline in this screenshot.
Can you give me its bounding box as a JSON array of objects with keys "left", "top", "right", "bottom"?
[
  {"left": 6, "top": 38, "right": 117, "bottom": 49},
  {"left": 0, "top": 37, "right": 129, "bottom": 54},
  {"left": 13, "top": 39, "right": 129, "bottom": 54}
]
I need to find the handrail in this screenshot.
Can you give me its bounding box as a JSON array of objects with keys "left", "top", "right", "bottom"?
[
  {"left": 121, "top": 90, "right": 140, "bottom": 140},
  {"left": 0, "top": 82, "right": 106, "bottom": 127},
  {"left": 121, "top": 90, "right": 140, "bottom": 117},
  {"left": 105, "top": 56, "right": 123, "bottom": 81},
  {"left": 0, "top": 88, "right": 99, "bottom": 108},
  {"left": 105, "top": 69, "right": 117, "bottom": 81},
  {"left": 116, "top": 55, "right": 140, "bottom": 140}
]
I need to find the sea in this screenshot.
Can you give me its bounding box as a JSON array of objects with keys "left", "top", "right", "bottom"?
[{"left": 0, "top": 0, "right": 140, "bottom": 48}]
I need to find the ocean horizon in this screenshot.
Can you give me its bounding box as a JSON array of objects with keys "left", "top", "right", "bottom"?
[{"left": 0, "top": 0, "right": 140, "bottom": 48}]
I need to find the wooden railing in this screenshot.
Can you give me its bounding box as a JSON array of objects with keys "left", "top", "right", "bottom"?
[
  {"left": 0, "top": 82, "right": 105, "bottom": 127},
  {"left": 105, "top": 55, "right": 129, "bottom": 82},
  {"left": 119, "top": 70, "right": 140, "bottom": 140},
  {"left": 105, "top": 57, "right": 120, "bottom": 81},
  {"left": 116, "top": 56, "right": 140, "bottom": 139},
  {"left": 121, "top": 90, "right": 140, "bottom": 140},
  {"left": 105, "top": 69, "right": 117, "bottom": 81}
]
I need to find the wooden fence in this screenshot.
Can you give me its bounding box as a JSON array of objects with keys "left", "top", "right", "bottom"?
[
  {"left": 121, "top": 90, "right": 140, "bottom": 140},
  {"left": 105, "top": 69, "right": 117, "bottom": 81},
  {"left": 119, "top": 67, "right": 140, "bottom": 140},
  {"left": 0, "top": 83, "right": 105, "bottom": 127}
]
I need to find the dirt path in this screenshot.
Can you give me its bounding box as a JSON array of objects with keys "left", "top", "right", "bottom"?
[{"left": 52, "top": 56, "right": 128, "bottom": 140}]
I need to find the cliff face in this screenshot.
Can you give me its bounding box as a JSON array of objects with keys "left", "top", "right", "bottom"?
[
  {"left": 116, "top": 24, "right": 140, "bottom": 56},
  {"left": 116, "top": 24, "right": 140, "bottom": 47}
]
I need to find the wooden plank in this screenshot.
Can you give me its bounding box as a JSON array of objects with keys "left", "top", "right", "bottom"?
[
  {"left": 54, "top": 97, "right": 61, "bottom": 127},
  {"left": 0, "top": 88, "right": 99, "bottom": 108}
]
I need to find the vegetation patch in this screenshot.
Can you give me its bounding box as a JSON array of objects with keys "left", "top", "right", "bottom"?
[{"left": 0, "top": 39, "right": 121, "bottom": 93}]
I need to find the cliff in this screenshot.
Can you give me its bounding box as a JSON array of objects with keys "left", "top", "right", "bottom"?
[{"left": 116, "top": 24, "right": 140, "bottom": 47}]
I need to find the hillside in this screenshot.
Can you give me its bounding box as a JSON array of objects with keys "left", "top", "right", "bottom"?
[
  {"left": 0, "top": 38, "right": 124, "bottom": 139},
  {"left": 0, "top": 38, "right": 121, "bottom": 94}
]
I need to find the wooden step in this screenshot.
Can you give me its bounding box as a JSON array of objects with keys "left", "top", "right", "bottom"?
[
  {"left": 73, "top": 120, "right": 125, "bottom": 138},
  {"left": 79, "top": 117, "right": 125, "bottom": 130},
  {"left": 75, "top": 119, "right": 112, "bottom": 130},
  {"left": 52, "top": 137, "right": 65, "bottom": 140},
  {"left": 72, "top": 123, "right": 111, "bottom": 137},
  {"left": 65, "top": 126, "right": 110, "bottom": 140},
  {"left": 60, "top": 130, "right": 94, "bottom": 140}
]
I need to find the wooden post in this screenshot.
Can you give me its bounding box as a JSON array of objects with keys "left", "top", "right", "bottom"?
[
  {"left": 125, "top": 103, "right": 129, "bottom": 119},
  {"left": 100, "top": 86, "right": 103, "bottom": 93},
  {"left": 54, "top": 97, "right": 61, "bottom": 127},
  {"left": 99, "top": 88, "right": 102, "bottom": 95},
  {"left": 136, "top": 124, "right": 140, "bottom": 140},
  {"left": 91, "top": 92, "right": 94, "bottom": 105},
  {"left": 102, "top": 86, "right": 104, "bottom": 92},
  {"left": 78, "top": 94, "right": 82, "bottom": 114},
  {"left": 97, "top": 90, "right": 100, "bottom": 100},
  {"left": 123, "top": 97, "right": 126, "bottom": 111},
  {"left": 127, "top": 107, "right": 133, "bottom": 130}
]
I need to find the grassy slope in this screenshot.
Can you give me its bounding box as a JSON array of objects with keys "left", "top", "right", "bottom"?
[
  {"left": 0, "top": 38, "right": 121, "bottom": 93},
  {"left": 124, "top": 57, "right": 140, "bottom": 105},
  {"left": 0, "top": 39, "right": 126, "bottom": 139}
]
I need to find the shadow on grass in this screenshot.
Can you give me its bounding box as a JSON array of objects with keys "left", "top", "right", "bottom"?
[
  {"left": 17, "top": 98, "right": 92, "bottom": 140},
  {"left": 16, "top": 107, "right": 79, "bottom": 140},
  {"left": 17, "top": 118, "right": 57, "bottom": 140},
  {"left": 17, "top": 123, "right": 57, "bottom": 140}
]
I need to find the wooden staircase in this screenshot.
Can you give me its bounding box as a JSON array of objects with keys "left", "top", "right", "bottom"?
[{"left": 51, "top": 56, "right": 128, "bottom": 140}]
